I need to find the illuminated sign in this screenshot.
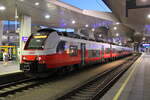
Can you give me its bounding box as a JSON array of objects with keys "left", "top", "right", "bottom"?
[
  {"left": 22, "top": 37, "right": 28, "bottom": 42},
  {"left": 33, "top": 36, "right": 47, "bottom": 38},
  {"left": 143, "top": 44, "right": 150, "bottom": 48}
]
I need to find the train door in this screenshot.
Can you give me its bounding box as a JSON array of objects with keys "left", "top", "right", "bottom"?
[
  {"left": 102, "top": 45, "right": 104, "bottom": 58},
  {"left": 81, "top": 43, "right": 86, "bottom": 65},
  {"left": 110, "top": 44, "right": 112, "bottom": 58}
]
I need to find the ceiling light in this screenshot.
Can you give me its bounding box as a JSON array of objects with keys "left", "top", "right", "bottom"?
[
  {"left": 0, "top": 6, "right": 6, "bottom": 11},
  {"left": 72, "top": 20, "right": 76, "bottom": 24},
  {"left": 116, "top": 33, "right": 119, "bottom": 37},
  {"left": 99, "top": 34, "right": 102, "bottom": 37},
  {"left": 116, "top": 22, "right": 120, "bottom": 25},
  {"left": 45, "top": 15, "right": 50, "bottom": 19},
  {"left": 35, "top": 2, "right": 39, "bottom": 6},
  {"left": 147, "top": 14, "right": 150, "bottom": 19},
  {"left": 85, "top": 24, "right": 89, "bottom": 27},
  {"left": 20, "top": 0, "right": 24, "bottom": 2},
  {"left": 114, "top": 27, "right": 117, "bottom": 30},
  {"left": 92, "top": 28, "right": 95, "bottom": 32}
]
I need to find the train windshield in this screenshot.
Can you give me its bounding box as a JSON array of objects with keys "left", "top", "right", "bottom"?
[{"left": 25, "top": 34, "right": 48, "bottom": 49}]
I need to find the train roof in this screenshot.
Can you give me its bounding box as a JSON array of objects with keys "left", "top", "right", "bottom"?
[
  {"left": 37, "top": 28, "right": 56, "bottom": 33},
  {"left": 37, "top": 28, "right": 89, "bottom": 40},
  {"left": 36, "top": 28, "right": 131, "bottom": 48}
]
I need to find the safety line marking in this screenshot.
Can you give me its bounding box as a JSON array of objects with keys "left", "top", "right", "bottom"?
[{"left": 112, "top": 55, "right": 143, "bottom": 100}]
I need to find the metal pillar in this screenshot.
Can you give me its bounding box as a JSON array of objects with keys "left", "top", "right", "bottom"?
[
  {"left": 19, "top": 15, "right": 31, "bottom": 61},
  {"left": 0, "top": 21, "right": 4, "bottom": 45}
]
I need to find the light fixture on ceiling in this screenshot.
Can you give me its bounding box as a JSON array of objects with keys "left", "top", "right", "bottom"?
[
  {"left": 0, "top": 6, "right": 6, "bottom": 11},
  {"left": 143, "top": 37, "right": 146, "bottom": 41},
  {"left": 147, "top": 14, "right": 150, "bottom": 19},
  {"left": 114, "top": 27, "right": 117, "bottom": 30},
  {"left": 116, "top": 22, "right": 120, "bottom": 25},
  {"left": 92, "top": 28, "right": 95, "bottom": 32},
  {"left": 45, "top": 14, "right": 50, "bottom": 19},
  {"left": 85, "top": 24, "right": 89, "bottom": 28},
  {"left": 99, "top": 34, "right": 102, "bottom": 37},
  {"left": 72, "top": 20, "right": 76, "bottom": 24},
  {"left": 116, "top": 33, "right": 119, "bottom": 37},
  {"left": 35, "top": 2, "right": 40, "bottom": 6}
]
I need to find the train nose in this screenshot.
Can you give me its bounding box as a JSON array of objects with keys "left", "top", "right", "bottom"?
[
  {"left": 22, "top": 64, "right": 30, "bottom": 71},
  {"left": 20, "top": 61, "right": 38, "bottom": 73},
  {"left": 22, "top": 55, "right": 37, "bottom": 62}
]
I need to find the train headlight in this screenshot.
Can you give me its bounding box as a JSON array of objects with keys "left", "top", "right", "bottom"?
[
  {"left": 36, "top": 56, "right": 45, "bottom": 64},
  {"left": 38, "top": 57, "right": 42, "bottom": 61},
  {"left": 36, "top": 56, "right": 42, "bottom": 61},
  {"left": 23, "top": 57, "right": 26, "bottom": 60}
]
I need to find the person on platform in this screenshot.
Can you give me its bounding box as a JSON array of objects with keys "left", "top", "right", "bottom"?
[{"left": 2, "top": 49, "right": 8, "bottom": 65}]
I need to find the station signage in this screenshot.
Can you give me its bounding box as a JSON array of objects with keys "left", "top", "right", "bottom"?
[
  {"left": 142, "top": 43, "right": 150, "bottom": 48},
  {"left": 22, "top": 37, "right": 28, "bottom": 42}
]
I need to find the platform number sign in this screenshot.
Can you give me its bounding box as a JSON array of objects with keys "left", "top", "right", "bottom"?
[
  {"left": 143, "top": 44, "right": 150, "bottom": 48},
  {"left": 22, "top": 37, "right": 28, "bottom": 42}
]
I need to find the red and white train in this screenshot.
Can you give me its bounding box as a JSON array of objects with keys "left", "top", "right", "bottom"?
[{"left": 20, "top": 28, "right": 133, "bottom": 75}]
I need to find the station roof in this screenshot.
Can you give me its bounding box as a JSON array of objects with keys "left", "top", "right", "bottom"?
[
  {"left": 103, "top": 0, "right": 150, "bottom": 32},
  {"left": 0, "top": 0, "right": 118, "bottom": 28},
  {"left": 102, "top": 0, "right": 150, "bottom": 43}
]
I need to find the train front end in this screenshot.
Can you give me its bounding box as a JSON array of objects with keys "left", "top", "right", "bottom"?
[{"left": 20, "top": 32, "right": 51, "bottom": 74}]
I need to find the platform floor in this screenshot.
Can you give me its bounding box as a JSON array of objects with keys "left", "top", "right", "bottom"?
[
  {"left": 0, "top": 61, "right": 21, "bottom": 75},
  {"left": 102, "top": 53, "right": 150, "bottom": 100}
]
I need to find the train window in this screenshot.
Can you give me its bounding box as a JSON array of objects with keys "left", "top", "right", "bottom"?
[
  {"left": 112, "top": 48, "right": 116, "bottom": 53},
  {"left": 118, "top": 50, "right": 122, "bottom": 53},
  {"left": 69, "top": 46, "right": 78, "bottom": 56},
  {"left": 25, "top": 36, "right": 47, "bottom": 49},
  {"left": 101, "top": 46, "right": 104, "bottom": 56},
  {"left": 88, "top": 50, "right": 100, "bottom": 58},
  {"left": 105, "top": 48, "right": 110, "bottom": 54},
  {"left": 56, "top": 41, "right": 66, "bottom": 53}
]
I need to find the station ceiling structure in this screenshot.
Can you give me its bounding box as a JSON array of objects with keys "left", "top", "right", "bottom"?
[
  {"left": 0, "top": 0, "right": 118, "bottom": 29},
  {"left": 103, "top": 0, "right": 150, "bottom": 34}
]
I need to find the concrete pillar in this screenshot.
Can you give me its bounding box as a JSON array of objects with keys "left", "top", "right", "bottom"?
[
  {"left": 0, "top": 21, "right": 4, "bottom": 45},
  {"left": 89, "top": 31, "right": 95, "bottom": 40},
  {"left": 19, "top": 15, "right": 31, "bottom": 61}
]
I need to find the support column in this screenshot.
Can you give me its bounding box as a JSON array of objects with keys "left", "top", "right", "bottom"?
[
  {"left": 19, "top": 15, "right": 31, "bottom": 61},
  {"left": 89, "top": 31, "right": 95, "bottom": 40},
  {"left": 0, "top": 21, "right": 4, "bottom": 45}
]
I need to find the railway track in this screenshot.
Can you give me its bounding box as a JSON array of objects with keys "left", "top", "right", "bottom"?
[
  {"left": 0, "top": 74, "right": 56, "bottom": 98},
  {"left": 0, "top": 72, "right": 27, "bottom": 85},
  {"left": 0, "top": 54, "right": 140, "bottom": 99},
  {"left": 0, "top": 77, "right": 38, "bottom": 97},
  {"left": 56, "top": 55, "right": 140, "bottom": 100}
]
